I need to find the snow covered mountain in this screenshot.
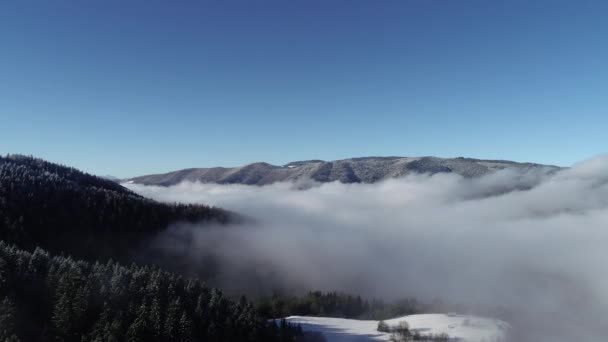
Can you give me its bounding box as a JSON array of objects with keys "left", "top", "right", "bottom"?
[
  {"left": 128, "top": 156, "right": 560, "bottom": 186},
  {"left": 284, "top": 314, "right": 509, "bottom": 342}
]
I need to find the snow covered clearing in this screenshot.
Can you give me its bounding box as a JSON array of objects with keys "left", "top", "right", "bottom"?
[{"left": 284, "top": 314, "right": 509, "bottom": 342}]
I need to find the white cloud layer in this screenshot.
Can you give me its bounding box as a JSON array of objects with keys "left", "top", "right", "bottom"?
[{"left": 126, "top": 155, "right": 608, "bottom": 341}]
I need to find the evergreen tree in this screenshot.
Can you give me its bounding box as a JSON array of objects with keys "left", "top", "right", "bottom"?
[{"left": 0, "top": 297, "right": 19, "bottom": 341}]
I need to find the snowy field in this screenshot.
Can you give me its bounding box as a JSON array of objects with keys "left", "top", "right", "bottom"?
[{"left": 284, "top": 314, "right": 509, "bottom": 342}]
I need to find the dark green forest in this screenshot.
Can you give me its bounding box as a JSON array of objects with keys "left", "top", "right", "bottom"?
[
  {"left": 0, "top": 242, "right": 301, "bottom": 342},
  {"left": 0, "top": 155, "right": 231, "bottom": 260}
]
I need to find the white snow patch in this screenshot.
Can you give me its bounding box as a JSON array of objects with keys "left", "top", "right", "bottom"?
[{"left": 283, "top": 314, "right": 509, "bottom": 342}]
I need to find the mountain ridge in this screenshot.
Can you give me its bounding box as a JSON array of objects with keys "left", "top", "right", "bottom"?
[{"left": 128, "top": 156, "right": 562, "bottom": 186}]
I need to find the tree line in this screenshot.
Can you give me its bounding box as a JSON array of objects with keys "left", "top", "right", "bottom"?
[
  {"left": 378, "top": 321, "right": 449, "bottom": 342},
  {"left": 258, "top": 291, "right": 427, "bottom": 320}
]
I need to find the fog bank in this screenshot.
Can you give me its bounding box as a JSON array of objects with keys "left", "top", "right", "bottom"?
[{"left": 127, "top": 155, "right": 608, "bottom": 341}]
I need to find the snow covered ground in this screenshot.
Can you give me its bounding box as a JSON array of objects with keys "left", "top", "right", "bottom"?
[{"left": 284, "top": 314, "right": 509, "bottom": 342}]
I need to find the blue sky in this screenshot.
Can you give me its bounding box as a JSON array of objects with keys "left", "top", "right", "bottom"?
[{"left": 1, "top": 1, "right": 607, "bottom": 177}]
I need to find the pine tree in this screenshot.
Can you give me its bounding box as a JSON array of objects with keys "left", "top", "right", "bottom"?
[
  {"left": 125, "top": 302, "right": 150, "bottom": 342},
  {"left": 178, "top": 310, "right": 192, "bottom": 342},
  {"left": 163, "top": 298, "right": 180, "bottom": 340},
  {"left": 0, "top": 297, "right": 18, "bottom": 341}
]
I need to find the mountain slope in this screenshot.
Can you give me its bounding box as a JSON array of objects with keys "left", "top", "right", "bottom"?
[
  {"left": 0, "top": 154, "right": 231, "bottom": 260},
  {"left": 129, "top": 156, "right": 561, "bottom": 186}
]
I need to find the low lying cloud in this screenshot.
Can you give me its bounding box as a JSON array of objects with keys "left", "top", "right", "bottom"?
[{"left": 126, "top": 155, "right": 608, "bottom": 341}]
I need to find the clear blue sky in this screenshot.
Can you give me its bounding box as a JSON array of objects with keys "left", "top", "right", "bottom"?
[{"left": 1, "top": 0, "right": 606, "bottom": 177}]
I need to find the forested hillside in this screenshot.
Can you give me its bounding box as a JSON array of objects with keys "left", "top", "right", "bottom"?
[
  {"left": 0, "top": 155, "right": 231, "bottom": 260},
  {"left": 0, "top": 155, "right": 306, "bottom": 342},
  {"left": 0, "top": 242, "right": 301, "bottom": 342}
]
